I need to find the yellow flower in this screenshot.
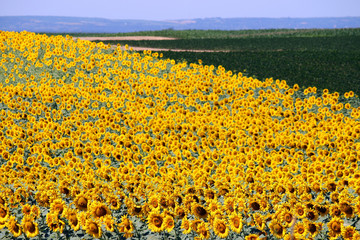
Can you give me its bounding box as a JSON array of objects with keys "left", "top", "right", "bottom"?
[
  {"left": 212, "top": 218, "right": 229, "bottom": 239},
  {"left": 21, "top": 216, "right": 39, "bottom": 238},
  {"left": 90, "top": 201, "right": 111, "bottom": 218},
  {"left": 197, "top": 220, "right": 210, "bottom": 239},
  {"left": 163, "top": 214, "right": 175, "bottom": 232},
  {"left": 50, "top": 198, "right": 66, "bottom": 216},
  {"left": 7, "top": 215, "right": 22, "bottom": 237},
  {"left": 63, "top": 208, "right": 80, "bottom": 231},
  {"left": 181, "top": 216, "right": 192, "bottom": 234},
  {"left": 147, "top": 209, "right": 164, "bottom": 233},
  {"left": 0, "top": 204, "right": 9, "bottom": 222},
  {"left": 74, "top": 193, "right": 89, "bottom": 211},
  {"left": 85, "top": 219, "right": 102, "bottom": 238},
  {"left": 247, "top": 233, "right": 265, "bottom": 240},
  {"left": 328, "top": 216, "right": 343, "bottom": 238},
  {"left": 269, "top": 219, "right": 285, "bottom": 239},
  {"left": 228, "top": 212, "right": 243, "bottom": 234},
  {"left": 117, "top": 215, "right": 134, "bottom": 238},
  {"left": 191, "top": 202, "right": 208, "bottom": 219},
  {"left": 102, "top": 215, "right": 115, "bottom": 232}
]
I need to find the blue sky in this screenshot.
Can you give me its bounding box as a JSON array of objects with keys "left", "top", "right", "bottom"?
[{"left": 1, "top": 0, "right": 359, "bottom": 20}]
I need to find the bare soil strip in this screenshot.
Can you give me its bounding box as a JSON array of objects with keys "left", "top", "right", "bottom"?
[
  {"left": 75, "top": 36, "right": 230, "bottom": 52},
  {"left": 75, "top": 36, "right": 177, "bottom": 41}
]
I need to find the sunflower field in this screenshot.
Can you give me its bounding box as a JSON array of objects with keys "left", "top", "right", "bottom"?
[{"left": 1, "top": 31, "right": 360, "bottom": 240}]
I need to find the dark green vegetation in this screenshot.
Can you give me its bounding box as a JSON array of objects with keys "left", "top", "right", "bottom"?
[
  {"left": 66, "top": 28, "right": 360, "bottom": 39},
  {"left": 77, "top": 28, "right": 360, "bottom": 95}
]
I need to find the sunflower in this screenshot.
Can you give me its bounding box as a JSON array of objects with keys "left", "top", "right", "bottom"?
[
  {"left": 294, "top": 203, "right": 306, "bottom": 219},
  {"left": 303, "top": 219, "right": 323, "bottom": 238},
  {"left": 174, "top": 205, "right": 187, "bottom": 219},
  {"left": 191, "top": 203, "right": 208, "bottom": 219},
  {"left": 21, "top": 216, "right": 39, "bottom": 238},
  {"left": 280, "top": 210, "right": 296, "bottom": 228},
  {"left": 329, "top": 203, "right": 342, "bottom": 217},
  {"left": 7, "top": 215, "right": 22, "bottom": 237},
  {"left": 197, "top": 221, "right": 210, "bottom": 239},
  {"left": 293, "top": 221, "right": 308, "bottom": 239},
  {"left": 248, "top": 199, "right": 261, "bottom": 211},
  {"left": 117, "top": 215, "right": 134, "bottom": 238},
  {"left": 22, "top": 204, "right": 32, "bottom": 216},
  {"left": 340, "top": 202, "right": 355, "bottom": 218},
  {"left": 163, "top": 215, "right": 175, "bottom": 232},
  {"left": 85, "top": 219, "right": 102, "bottom": 238},
  {"left": 147, "top": 209, "right": 164, "bottom": 232},
  {"left": 245, "top": 234, "right": 260, "bottom": 240},
  {"left": 228, "top": 212, "right": 243, "bottom": 233},
  {"left": 190, "top": 219, "right": 203, "bottom": 232},
  {"left": 46, "top": 212, "right": 65, "bottom": 233},
  {"left": 102, "top": 215, "right": 115, "bottom": 232},
  {"left": 212, "top": 218, "right": 229, "bottom": 239},
  {"left": 63, "top": 208, "right": 80, "bottom": 231},
  {"left": 50, "top": 198, "right": 66, "bottom": 216},
  {"left": 252, "top": 212, "right": 265, "bottom": 232},
  {"left": 269, "top": 219, "right": 285, "bottom": 239},
  {"left": 106, "top": 195, "right": 121, "bottom": 210},
  {"left": 306, "top": 208, "right": 319, "bottom": 221},
  {"left": 0, "top": 204, "right": 9, "bottom": 222},
  {"left": 181, "top": 216, "right": 192, "bottom": 234},
  {"left": 90, "top": 201, "right": 111, "bottom": 218},
  {"left": 341, "top": 225, "right": 359, "bottom": 239},
  {"left": 327, "top": 216, "right": 343, "bottom": 238},
  {"left": 74, "top": 193, "right": 89, "bottom": 211},
  {"left": 315, "top": 204, "right": 329, "bottom": 217}
]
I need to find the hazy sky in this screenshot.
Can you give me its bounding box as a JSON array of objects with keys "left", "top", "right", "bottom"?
[{"left": 1, "top": 0, "right": 359, "bottom": 20}]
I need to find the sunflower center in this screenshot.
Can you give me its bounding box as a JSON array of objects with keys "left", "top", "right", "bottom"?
[
  {"left": 331, "top": 222, "right": 341, "bottom": 233},
  {"left": 0, "top": 208, "right": 7, "bottom": 218},
  {"left": 153, "top": 216, "right": 163, "bottom": 228},
  {"left": 11, "top": 222, "right": 20, "bottom": 232},
  {"left": 297, "top": 208, "right": 304, "bottom": 216},
  {"left": 95, "top": 206, "right": 107, "bottom": 217},
  {"left": 217, "top": 222, "right": 226, "bottom": 233},
  {"left": 78, "top": 197, "right": 88, "bottom": 208},
  {"left": 309, "top": 223, "right": 317, "bottom": 233},
  {"left": 111, "top": 199, "right": 118, "bottom": 207},
  {"left": 196, "top": 206, "right": 207, "bottom": 217},
  {"left": 233, "top": 218, "right": 240, "bottom": 228},
  {"left": 69, "top": 215, "right": 78, "bottom": 226},
  {"left": 89, "top": 222, "right": 99, "bottom": 234},
  {"left": 284, "top": 213, "right": 292, "bottom": 223},
  {"left": 307, "top": 211, "right": 316, "bottom": 220},
  {"left": 25, "top": 221, "right": 36, "bottom": 233},
  {"left": 273, "top": 223, "right": 283, "bottom": 234},
  {"left": 343, "top": 204, "right": 353, "bottom": 215},
  {"left": 250, "top": 202, "right": 260, "bottom": 211},
  {"left": 298, "top": 226, "right": 305, "bottom": 234}
]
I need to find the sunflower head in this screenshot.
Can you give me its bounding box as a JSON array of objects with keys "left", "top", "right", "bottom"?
[
  {"left": 90, "top": 201, "right": 111, "bottom": 218},
  {"left": 74, "top": 193, "right": 89, "bottom": 211},
  {"left": 22, "top": 216, "right": 39, "bottom": 238},
  {"left": 269, "top": 220, "right": 285, "bottom": 239},
  {"left": 147, "top": 210, "right": 164, "bottom": 232},
  {"left": 328, "top": 217, "right": 343, "bottom": 236},
  {"left": 85, "top": 219, "right": 102, "bottom": 238},
  {"left": 191, "top": 203, "right": 208, "bottom": 219},
  {"left": 7, "top": 216, "right": 22, "bottom": 237},
  {"left": 213, "top": 218, "right": 229, "bottom": 238},
  {"left": 163, "top": 215, "right": 175, "bottom": 232}
]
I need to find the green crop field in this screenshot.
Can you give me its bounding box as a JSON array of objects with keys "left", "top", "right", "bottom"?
[{"left": 79, "top": 28, "right": 360, "bottom": 95}]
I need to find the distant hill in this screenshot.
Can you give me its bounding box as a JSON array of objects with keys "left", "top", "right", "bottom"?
[{"left": 0, "top": 16, "right": 359, "bottom": 33}]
